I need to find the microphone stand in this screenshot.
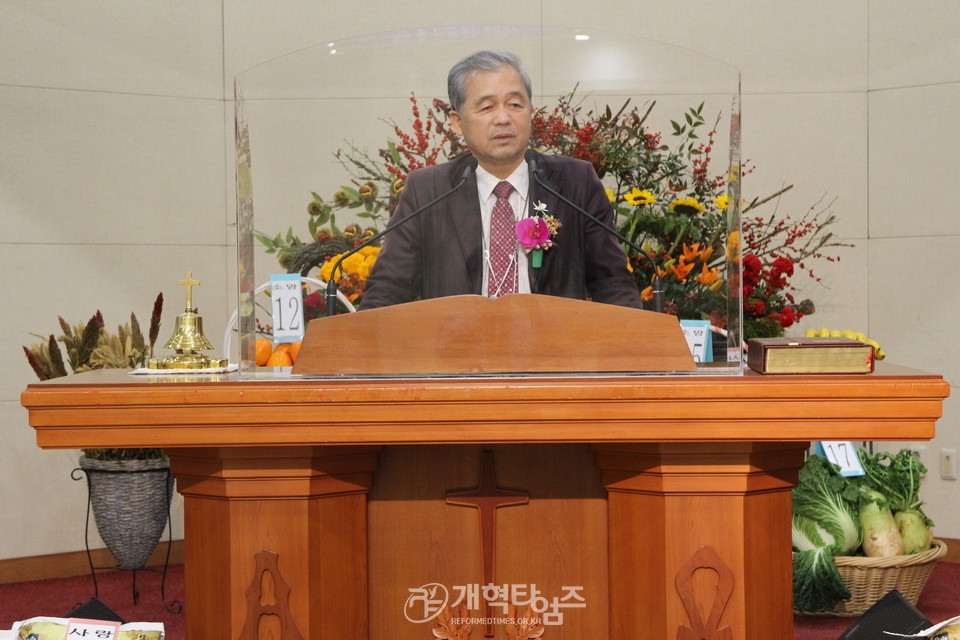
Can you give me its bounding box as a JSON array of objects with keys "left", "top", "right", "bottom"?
[
  {"left": 528, "top": 160, "right": 664, "bottom": 313},
  {"left": 325, "top": 161, "right": 476, "bottom": 316}
]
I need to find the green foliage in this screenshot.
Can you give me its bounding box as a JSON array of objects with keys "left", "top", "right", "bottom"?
[
  {"left": 792, "top": 513, "right": 834, "bottom": 551},
  {"left": 791, "top": 449, "right": 936, "bottom": 611},
  {"left": 792, "top": 546, "right": 851, "bottom": 613},
  {"left": 855, "top": 448, "right": 934, "bottom": 527},
  {"left": 791, "top": 454, "right": 862, "bottom": 612},
  {"left": 529, "top": 91, "right": 729, "bottom": 318},
  {"left": 793, "top": 454, "right": 862, "bottom": 555}
]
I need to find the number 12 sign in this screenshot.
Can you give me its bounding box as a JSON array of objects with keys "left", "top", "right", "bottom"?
[{"left": 270, "top": 274, "right": 305, "bottom": 343}]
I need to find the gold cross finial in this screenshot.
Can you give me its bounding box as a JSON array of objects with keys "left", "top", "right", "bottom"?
[{"left": 178, "top": 271, "right": 201, "bottom": 311}]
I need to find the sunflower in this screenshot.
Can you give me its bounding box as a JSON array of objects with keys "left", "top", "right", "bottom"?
[
  {"left": 624, "top": 187, "right": 656, "bottom": 206},
  {"left": 669, "top": 197, "right": 705, "bottom": 215}
]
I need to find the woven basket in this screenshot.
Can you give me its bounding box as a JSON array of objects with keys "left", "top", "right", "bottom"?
[
  {"left": 80, "top": 455, "right": 174, "bottom": 570},
  {"left": 805, "top": 539, "right": 948, "bottom": 616}
]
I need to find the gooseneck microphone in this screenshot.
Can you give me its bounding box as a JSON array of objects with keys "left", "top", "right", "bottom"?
[
  {"left": 324, "top": 156, "right": 478, "bottom": 316},
  {"left": 526, "top": 150, "right": 664, "bottom": 313}
]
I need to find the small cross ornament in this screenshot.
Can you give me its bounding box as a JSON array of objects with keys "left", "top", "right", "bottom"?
[{"left": 178, "top": 271, "right": 201, "bottom": 311}]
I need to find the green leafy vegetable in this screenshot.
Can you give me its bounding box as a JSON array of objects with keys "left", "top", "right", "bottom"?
[
  {"left": 793, "top": 546, "right": 851, "bottom": 613},
  {"left": 856, "top": 449, "right": 932, "bottom": 524},
  {"left": 791, "top": 454, "right": 862, "bottom": 612},
  {"left": 792, "top": 455, "right": 861, "bottom": 554},
  {"left": 856, "top": 448, "right": 934, "bottom": 554}
]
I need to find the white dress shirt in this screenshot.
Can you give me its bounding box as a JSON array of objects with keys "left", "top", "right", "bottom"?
[{"left": 475, "top": 162, "right": 531, "bottom": 296}]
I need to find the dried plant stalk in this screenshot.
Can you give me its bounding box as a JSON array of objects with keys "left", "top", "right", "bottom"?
[
  {"left": 130, "top": 312, "right": 147, "bottom": 361},
  {"left": 75, "top": 311, "right": 104, "bottom": 370},
  {"left": 23, "top": 344, "right": 50, "bottom": 381},
  {"left": 48, "top": 334, "right": 68, "bottom": 378},
  {"left": 148, "top": 292, "right": 163, "bottom": 355}
]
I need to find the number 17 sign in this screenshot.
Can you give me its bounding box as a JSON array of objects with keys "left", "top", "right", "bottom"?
[{"left": 815, "top": 441, "right": 866, "bottom": 477}]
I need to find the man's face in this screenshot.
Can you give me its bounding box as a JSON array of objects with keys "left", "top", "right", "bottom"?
[{"left": 450, "top": 66, "right": 532, "bottom": 179}]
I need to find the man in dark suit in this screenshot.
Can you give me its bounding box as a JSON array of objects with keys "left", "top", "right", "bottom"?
[{"left": 360, "top": 50, "right": 641, "bottom": 310}]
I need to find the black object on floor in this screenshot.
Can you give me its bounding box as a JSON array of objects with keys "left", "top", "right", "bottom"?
[
  {"left": 838, "top": 590, "right": 931, "bottom": 640},
  {"left": 64, "top": 597, "right": 125, "bottom": 623}
]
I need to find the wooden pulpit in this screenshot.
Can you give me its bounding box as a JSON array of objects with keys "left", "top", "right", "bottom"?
[
  {"left": 21, "top": 295, "right": 950, "bottom": 640},
  {"left": 293, "top": 294, "right": 697, "bottom": 375}
]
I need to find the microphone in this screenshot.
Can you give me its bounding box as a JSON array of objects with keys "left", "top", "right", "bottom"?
[
  {"left": 526, "top": 150, "right": 664, "bottom": 313},
  {"left": 324, "top": 156, "right": 478, "bottom": 316}
]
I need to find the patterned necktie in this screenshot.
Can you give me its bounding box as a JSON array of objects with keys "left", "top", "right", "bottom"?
[{"left": 488, "top": 180, "right": 517, "bottom": 297}]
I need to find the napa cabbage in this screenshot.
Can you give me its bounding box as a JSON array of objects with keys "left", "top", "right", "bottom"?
[{"left": 791, "top": 454, "right": 862, "bottom": 612}]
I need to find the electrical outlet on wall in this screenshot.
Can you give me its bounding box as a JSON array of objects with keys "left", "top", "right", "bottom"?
[{"left": 941, "top": 448, "right": 958, "bottom": 481}]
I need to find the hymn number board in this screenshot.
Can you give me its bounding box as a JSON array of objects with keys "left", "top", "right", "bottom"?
[
  {"left": 680, "top": 320, "right": 713, "bottom": 363},
  {"left": 270, "top": 274, "right": 305, "bottom": 343},
  {"left": 815, "top": 441, "right": 866, "bottom": 476}
]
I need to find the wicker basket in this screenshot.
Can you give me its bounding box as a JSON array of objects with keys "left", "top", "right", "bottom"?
[
  {"left": 805, "top": 539, "right": 948, "bottom": 616},
  {"left": 79, "top": 455, "right": 174, "bottom": 570}
]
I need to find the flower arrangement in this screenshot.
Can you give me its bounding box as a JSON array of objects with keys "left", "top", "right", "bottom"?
[
  {"left": 22, "top": 294, "right": 166, "bottom": 460},
  {"left": 258, "top": 92, "right": 847, "bottom": 338},
  {"left": 517, "top": 200, "right": 561, "bottom": 268},
  {"left": 256, "top": 95, "right": 463, "bottom": 315},
  {"left": 528, "top": 91, "right": 849, "bottom": 338}
]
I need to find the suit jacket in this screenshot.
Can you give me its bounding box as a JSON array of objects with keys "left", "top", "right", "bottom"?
[{"left": 360, "top": 151, "right": 642, "bottom": 310}]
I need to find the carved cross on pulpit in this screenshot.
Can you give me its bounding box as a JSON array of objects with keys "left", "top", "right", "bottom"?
[{"left": 445, "top": 450, "right": 529, "bottom": 638}]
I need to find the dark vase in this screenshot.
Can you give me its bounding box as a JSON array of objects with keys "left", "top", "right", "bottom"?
[{"left": 78, "top": 455, "right": 174, "bottom": 570}]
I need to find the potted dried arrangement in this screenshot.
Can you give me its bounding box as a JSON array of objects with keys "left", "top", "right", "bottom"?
[{"left": 23, "top": 294, "right": 175, "bottom": 573}]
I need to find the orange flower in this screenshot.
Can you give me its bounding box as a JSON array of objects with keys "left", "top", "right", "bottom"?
[
  {"left": 694, "top": 262, "right": 721, "bottom": 286},
  {"left": 682, "top": 243, "right": 702, "bottom": 263},
  {"left": 640, "top": 285, "right": 654, "bottom": 301},
  {"left": 668, "top": 257, "right": 694, "bottom": 283}
]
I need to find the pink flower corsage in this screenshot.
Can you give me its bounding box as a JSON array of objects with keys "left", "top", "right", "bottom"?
[{"left": 515, "top": 201, "right": 561, "bottom": 268}]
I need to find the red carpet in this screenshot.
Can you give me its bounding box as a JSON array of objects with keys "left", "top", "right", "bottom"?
[
  {"left": 1, "top": 562, "right": 958, "bottom": 639},
  {"left": 0, "top": 565, "right": 184, "bottom": 639},
  {"left": 794, "top": 561, "right": 960, "bottom": 639}
]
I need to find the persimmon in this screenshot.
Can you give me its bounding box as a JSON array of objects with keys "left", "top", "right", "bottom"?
[
  {"left": 265, "top": 349, "right": 293, "bottom": 367},
  {"left": 288, "top": 340, "right": 302, "bottom": 363},
  {"left": 255, "top": 338, "right": 273, "bottom": 366}
]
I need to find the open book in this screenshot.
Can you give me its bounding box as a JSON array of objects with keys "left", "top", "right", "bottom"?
[{"left": 885, "top": 615, "right": 960, "bottom": 638}]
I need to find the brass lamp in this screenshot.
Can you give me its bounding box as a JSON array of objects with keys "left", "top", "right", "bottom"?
[{"left": 148, "top": 272, "right": 228, "bottom": 369}]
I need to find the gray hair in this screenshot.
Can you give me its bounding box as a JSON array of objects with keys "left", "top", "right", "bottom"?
[{"left": 447, "top": 50, "right": 533, "bottom": 113}]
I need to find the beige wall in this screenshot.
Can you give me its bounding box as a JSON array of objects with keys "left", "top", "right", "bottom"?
[{"left": 1, "top": 1, "right": 957, "bottom": 560}]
